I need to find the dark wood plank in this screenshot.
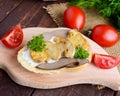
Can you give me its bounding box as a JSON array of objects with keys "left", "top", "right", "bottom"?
[
  {"left": 0, "top": 70, "right": 34, "bottom": 96},
  {"left": 115, "top": 91, "right": 120, "bottom": 96},
  {"left": 37, "top": 10, "right": 57, "bottom": 27},
  {"left": 19, "top": 1, "right": 56, "bottom": 28},
  {"left": 0, "top": 0, "right": 24, "bottom": 22},
  {"left": 0, "top": 0, "right": 39, "bottom": 37},
  {"left": 32, "top": 84, "right": 115, "bottom": 96},
  {"left": 0, "top": 0, "right": 66, "bottom": 37}
]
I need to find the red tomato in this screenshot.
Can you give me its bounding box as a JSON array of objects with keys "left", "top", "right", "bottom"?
[
  {"left": 1, "top": 24, "right": 23, "bottom": 48},
  {"left": 63, "top": 6, "right": 85, "bottom": 31},
  {"left": 93, "top": 54, "right": 120, "bottom": 69},
  {"left": 91, "top": 24, "right": 119, "bottom": 47}
]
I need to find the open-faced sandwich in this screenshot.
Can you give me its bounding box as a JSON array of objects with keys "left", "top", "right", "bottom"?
[{"left": 17, "top": 29, "right": 92, "bottom": 74}]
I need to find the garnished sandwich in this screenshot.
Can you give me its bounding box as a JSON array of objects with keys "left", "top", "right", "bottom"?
[{"left": 17, "top": 29, "right": 92, "bottom": 74}]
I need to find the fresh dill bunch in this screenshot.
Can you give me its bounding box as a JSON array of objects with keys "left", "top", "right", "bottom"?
[{"left": 28, "top": 34, "right": 46, "bottom": 52}]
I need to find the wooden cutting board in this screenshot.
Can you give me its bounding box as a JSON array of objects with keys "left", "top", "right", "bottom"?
[{"left": 0, "top": 27, "right": 120, "bottom": 90}]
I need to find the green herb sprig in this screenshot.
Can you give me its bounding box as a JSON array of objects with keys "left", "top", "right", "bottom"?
[
  {"left": 69, "top": 0, "right": 120, "bottom": 30},
  {"left": 74, "top": 47, "right": 89, "bottom": 59},
  {"left": 28, "top": 34, "right": 46, "bottom": 52}
]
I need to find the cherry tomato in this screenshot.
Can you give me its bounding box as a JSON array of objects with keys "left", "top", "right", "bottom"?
[
  {"left": 63, "top": 6, "right": 85, "bottom": 31},
  {"left": 91, "top": 24, "right": 119, "bottom": 47},
  {"left": 93, "top": 54, "right": 120, "bottom": 69},
  {"left": 1, "top": 24, "right": 23, "bottom": 48}
]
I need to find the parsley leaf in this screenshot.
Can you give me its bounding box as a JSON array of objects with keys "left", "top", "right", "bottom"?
[
  {"left": 74, "top": 47, "right": 89, "bottom": 59},
  {"left": 28, "top": 34, "right": 46, "bottom": 52}
]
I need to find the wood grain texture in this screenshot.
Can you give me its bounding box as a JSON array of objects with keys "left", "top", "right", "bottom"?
[
  {"left": 0, "top": 0, "right": 41, "bottom": 37},
  {"left": 32, "top": 85, "right": 115, "bottom": 96},
  {"left": 0, "top": 0, "right": 24, "bottom": 22},
  {"left": 0, "top": 70, "right": 34, "bottom": 96},
  {"left": 0, "top": 0, "right": 119, "bottom": 96}
]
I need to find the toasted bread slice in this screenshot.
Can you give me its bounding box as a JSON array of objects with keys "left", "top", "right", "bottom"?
[{"left": 17, "top": 29, "right": 92, "bottom": 74}]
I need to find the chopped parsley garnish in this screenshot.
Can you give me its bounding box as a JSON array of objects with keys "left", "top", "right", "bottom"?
[
  {"left": 74, "top": 47, "right": 89, "bottom": 59},
  {"left": 28, "top": 34, "right": 46, "bottom": 52}
]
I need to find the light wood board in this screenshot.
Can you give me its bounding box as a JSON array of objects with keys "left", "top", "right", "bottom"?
[{"left": 0, "top": 27, "right": 120, "bottom": 90}]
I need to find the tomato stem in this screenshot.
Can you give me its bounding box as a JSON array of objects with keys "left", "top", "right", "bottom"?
[{"left": 84, "top": 29, "right": 92, "bottom": 38}]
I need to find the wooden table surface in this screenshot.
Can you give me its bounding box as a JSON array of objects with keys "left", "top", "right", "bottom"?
[{"left": 0, "top": 0, "right": 120, "bottom": 96}]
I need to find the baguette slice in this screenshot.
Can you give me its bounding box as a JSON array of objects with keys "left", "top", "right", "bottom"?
[{"left": 17, "top": 30, "right": 92, "bottom": 74}]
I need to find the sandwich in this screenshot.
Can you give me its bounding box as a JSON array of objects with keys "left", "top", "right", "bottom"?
[{"left": 17, "top": 29, "right": 92, "bottom": 74}]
